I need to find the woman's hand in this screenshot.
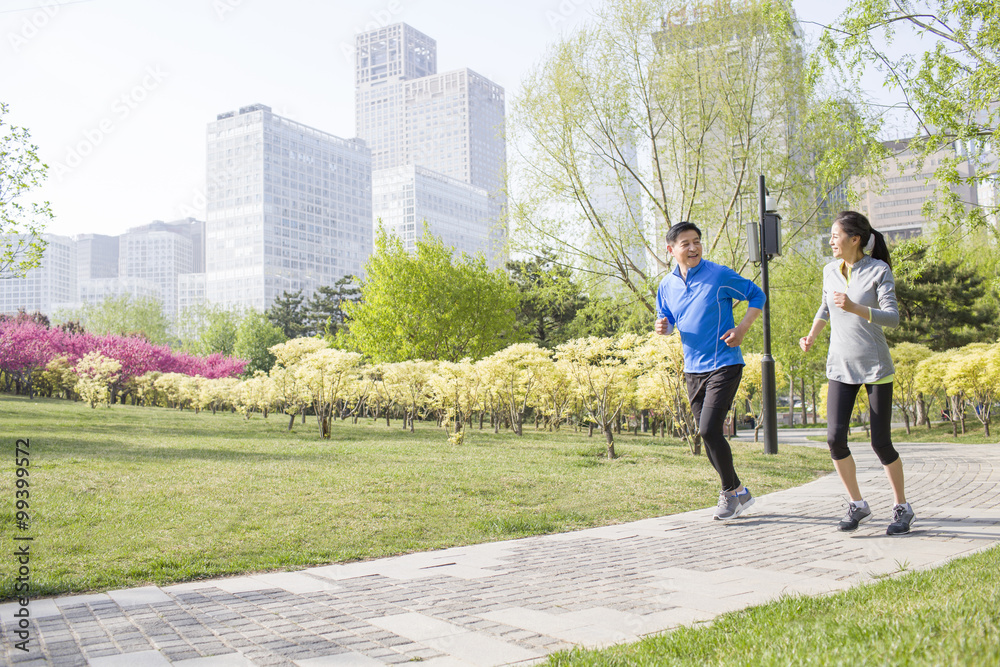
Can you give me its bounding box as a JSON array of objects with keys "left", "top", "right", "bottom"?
[
  {"left": 799, "top": 335, "right": 815, "bottom": 353},
  {"left": 832, "top": 291, "right": 866, "bottom": 318}
]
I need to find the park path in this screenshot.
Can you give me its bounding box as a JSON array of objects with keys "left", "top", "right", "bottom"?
[{"left": 3, "top": 439, "right": 1000, "bottom": 666}]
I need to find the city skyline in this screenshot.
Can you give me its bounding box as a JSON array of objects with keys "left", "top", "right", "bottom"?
[{"left": 3, "top": 0, "right": 909, "bottom": 241}]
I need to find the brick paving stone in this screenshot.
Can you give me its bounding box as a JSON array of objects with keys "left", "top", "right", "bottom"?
[{"left": 4, "top": 443, "right": 998, "bottom": 666}]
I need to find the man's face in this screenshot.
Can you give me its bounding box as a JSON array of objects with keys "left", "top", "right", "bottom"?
[{"left": 667, "top": 229, "right": 702, "bottom": 270}]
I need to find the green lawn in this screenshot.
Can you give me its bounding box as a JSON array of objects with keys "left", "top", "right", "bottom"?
[
  {"left": 548, "top": 544, "right": 1000, "bottom": 666},
  {"left": 0, "top": 395, "right": 831, "bottom": 600}
]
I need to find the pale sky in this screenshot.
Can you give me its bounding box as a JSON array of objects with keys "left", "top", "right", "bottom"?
[{"left": 2, "top": 0, "right": 915, "bottom": 239}]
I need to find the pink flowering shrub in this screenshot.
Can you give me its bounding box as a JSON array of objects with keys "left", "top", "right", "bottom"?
[{"left": 0, "top": 317, "right": 247, "bottom": 401}]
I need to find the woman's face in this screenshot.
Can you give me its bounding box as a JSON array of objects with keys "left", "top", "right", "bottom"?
[{"left": 829, "top": 222, "right": 860, "bottom": 259}]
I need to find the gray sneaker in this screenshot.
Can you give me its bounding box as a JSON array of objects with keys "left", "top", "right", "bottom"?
[
  {"left": 886, "top": 503, "right": 915, "bottom": 535},
  {"left": 839, "top": 502, "right": 872, "bottom": 531},
  {"left": 713, "top": 489, "right": 754, "bottom": 520}
]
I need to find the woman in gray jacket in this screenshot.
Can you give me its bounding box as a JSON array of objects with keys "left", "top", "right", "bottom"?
[{"left": 799, "top": 211, "right": 915, "bottom": 535}]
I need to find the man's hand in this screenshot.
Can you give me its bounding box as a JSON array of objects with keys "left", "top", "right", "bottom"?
[
  {"left": 655, "top": 317, "right": 673, "bottom": 335},
  {"left": 720, "top": 326, "right": 745, "bottom": 347}
]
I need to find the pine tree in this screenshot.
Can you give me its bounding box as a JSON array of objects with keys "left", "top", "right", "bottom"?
[
  {"left": 266, "top": 290, "right": 307, "bottom": 340},
  {"left": 303, "top": 276, "right": 361, "bottom": 337},
  {"left": 889, "top": 248, "right": 999, "bottom": 351}
]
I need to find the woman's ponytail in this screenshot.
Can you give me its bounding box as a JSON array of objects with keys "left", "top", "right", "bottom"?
[{"left": 869, "top": 229, "right": 891, "bottom": 269}]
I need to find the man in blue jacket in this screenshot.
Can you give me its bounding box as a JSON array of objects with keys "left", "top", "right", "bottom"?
[{"left": 655, "top": 222, "right": 765, "bottom": 520}]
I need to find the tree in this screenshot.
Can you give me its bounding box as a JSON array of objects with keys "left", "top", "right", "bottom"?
[
  {"left": 343, "top": 227, "right": 523, "bottom": 363},
  {"left": 383, "top": 360, "right": 436, "bottom": 432},
  {"left": 480, "top": 343, "right": 552, "bottom": 436},
  {"left": 304, "top": 276, "right": 361, "bottom": 338},
  {"left": 176, "top": 303, "right": 244, "bottom": 356},
  {"left": 890, "top": 342, "right": 934, "bottom": 433},
  {"left": 428, "top": 360, "right": 483, "bottom": 441},
  {"left": 295, "top": 348, "right": 363, "bottom": 438},
  {"left": 507, "top": 251, "right": 586, "bottom": 347},
  {"left": 266, "top": 290, "right": 307, "bottom": 340},
  {"left": 56, "top": 294, "right": 173, "bottom": 346},
  {"left": 74, "top": 352, "right": 121, "bottom": 409},
  {"left": 563, "top": 292, "right": 652, "bottom": 339},
  {"left": 1, "top": 103, "right": 53, "bottom": 278},
  {"left": 634, "top": 332, "right": 699, "bottom": 450},
  {"left": 234, "top": 309, "right": 286, "bottom": 375},
  {"left": 556, "top": 334, "right": 644, "bottom": 459},
  {"left": 509, "top": 0, "right": 879, "bottom": 307},
  {"left": 888, "top": 245, "right": 999, "bottom": 350},
  {"left": 823, "top": 0, "right": 1000, "bottom": 229},
  {"left": 946, "top": 342, "right": 1000, "bottom": 437}
]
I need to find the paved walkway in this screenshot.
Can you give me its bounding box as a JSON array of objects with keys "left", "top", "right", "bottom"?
[{"left": 4, "top": 440, "right": 1000, "bottom": 666}]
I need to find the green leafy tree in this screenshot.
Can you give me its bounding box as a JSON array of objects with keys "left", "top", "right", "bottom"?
[
  {"left": 1, "top": 103, "right": 53, "bottom": 278},
  {"left": 343, "top": 227, "right": 523, "bottom": 363},
  {"left": 304, "top": 276, "right": 361, "bottom": 338},
  {"left": 507, "top": 251, "right": 586, "bottom": 347},
  {"left": 509, "top": 0, "right": 880, "bottom": 307},
  {"left": 177, "top": 303, "right": 244, "bottom": 356},
  {"left": 767, "top": 253, "right": 830, "bottom": 426},
  {"left": 564, "top": 293, "right": 651, "bottom": 339},
  {"left": 266, "top": 290, "right": 307, "bottom": 340},
  {"left": 888, "top": 245, "right": 999, "bottom": 350},
  {"left": 56, "top": 294, "right": 172, "bottom": 345},
  {"left": 823, "top": 0, "right": 1000, "bottom": 229},
  {"left": 234, "top": 309, "right": 287, "bottom": 375}
]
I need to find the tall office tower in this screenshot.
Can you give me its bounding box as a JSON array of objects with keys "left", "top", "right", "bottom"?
[
  {"left": 650, "top": 5, "right": 807, "bottom": 265},
  {"left": 0, "top": 234, "right": 76, "bottom": 316},
  {"left": 373, "top": 165, "right": 492, "bottom": 254},
  {"left": 118, "top": 221, "right": 194, "bottom": 318},
  {"left": 857, "top": 138, "right": 980, "bottom": 242},
  {"left": 75, "top": 234, "right": 119, "bottom": 284},
  {"left": 206, "top": 104, "right": 373, "bottom": 311},
  {"left": 355, "top": 24, "right": 436, "bottom": 171},
  {"left": 355, "top": 24, "right": 507, "bottom": 265}
]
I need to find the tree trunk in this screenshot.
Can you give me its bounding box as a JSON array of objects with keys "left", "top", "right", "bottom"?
[
  {"left": 811, "top": 379, "right": 818, "bottom": 425},
  {"left": 903, "top": 412, "right": 911, "bottom": 434},
  {"left": 604, "top": 425, "right": 617, "bottom": 459},
  {"left": 288, "top": 413, "right": 295, "bottom": 431},
  {"left": 788, "top": 374, "right": 795, "bottom": 429},
  {"left": 800, "top": 378, "right": 807, "bottom": 425},
  {"left": 588, "top": 422, "right": 594, "bottom": 438},
  {"left": 916, "top": 393, "right": 927, "bottom": 428}
]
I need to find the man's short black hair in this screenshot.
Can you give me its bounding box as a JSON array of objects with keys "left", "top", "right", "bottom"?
[{"left": 665, "top": 221, "right": 701, "bottom": 246}]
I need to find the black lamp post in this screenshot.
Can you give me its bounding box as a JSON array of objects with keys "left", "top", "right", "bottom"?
[{"left": 757, "top": 174, "right": 779, "bottom": 455}]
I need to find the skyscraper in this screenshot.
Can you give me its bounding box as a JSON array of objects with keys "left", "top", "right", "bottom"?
[
  {"left": 205, "top": 104, "right": 373, "bottom": 310},
  {"left": 118, "top": 221, "right": 194, "bottom": 318},
  {"left": 355, "top": 24, "right": 507, "bottom": 265},
  {"left": 0, "top": 234, "right": 76, "bottom": 316}
]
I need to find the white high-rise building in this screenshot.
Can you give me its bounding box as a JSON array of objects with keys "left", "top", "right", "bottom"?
[
  {"left": 0, "top": 234, "right": 76, "bottom": 316},
  {"left": 857, "top": 138, "right": 980, "bottom": 241},
  {"left": 75, "top": 234, "right": 119, "bottom": 284},
  {"left": 205, "top": 104, "right": 373, "bottom": 310},
  {"left": 355, "top": 23, "right": 507, "bottom": 265},
  {"left": 119, "top": 221, "right": 194, "bottom": 318},
  {"left": 373, "top": 165, "right": 493, "bottom": 256}
]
